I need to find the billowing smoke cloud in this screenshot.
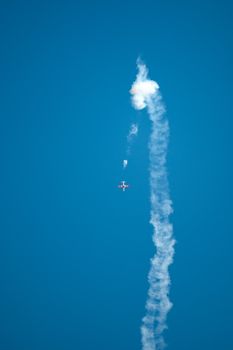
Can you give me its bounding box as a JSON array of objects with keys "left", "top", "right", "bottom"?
[
  {"left": 130, "top": 61, "right": 159, "bottom": 110},
  {"left": 130, "top": 61, "right": 175, "bottom": 350}
]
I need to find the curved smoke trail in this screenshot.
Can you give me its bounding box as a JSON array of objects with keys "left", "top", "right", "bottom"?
[{"left": 130, "top": 61, "right": 175, "bottom": 350}]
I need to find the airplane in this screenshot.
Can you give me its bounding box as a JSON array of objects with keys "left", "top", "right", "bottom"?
[{"left": 118, "top": 181, "right": 129, "bottom": 191}]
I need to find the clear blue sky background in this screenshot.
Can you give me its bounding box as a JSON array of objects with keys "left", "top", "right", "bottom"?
[{"left": 0, "top": 1, "right": 233, "bottom": 349}]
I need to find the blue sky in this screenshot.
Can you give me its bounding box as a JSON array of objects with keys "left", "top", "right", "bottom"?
[{"left": 0, "top": 0, "right": 233, "bottom": 349}]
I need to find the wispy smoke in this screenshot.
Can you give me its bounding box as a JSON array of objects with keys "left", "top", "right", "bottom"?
[
  {"left": 124, "top": 123, "right": 139, "bottom": 163},
  {"left": 127, "top": 123, "right": 139, "bottom": 141},
  {"left": 130, "top": 61, "right": 175, "bottom": 350}
]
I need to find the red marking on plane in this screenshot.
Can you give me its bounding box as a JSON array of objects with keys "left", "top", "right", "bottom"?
[{"left": 118, "top": 181, "right": 129, "bottom": 191}]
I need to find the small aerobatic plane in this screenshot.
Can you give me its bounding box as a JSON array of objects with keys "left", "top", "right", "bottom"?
[{"left": 118, "top": 181, "right": 129, "bottom": 192}]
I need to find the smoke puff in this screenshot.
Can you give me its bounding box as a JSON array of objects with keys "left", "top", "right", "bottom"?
[
  {"left": 130, "top": 65, "right": 159, "bottom": 110},
  {"left": 131, "top": 80, "right": 159, "bottom": 96},
  {"left": 131, "top": 94, "right": 147, "bottom": 110},
  {"left": 123, "top": 159, "right": 128, "bottom": 168}
]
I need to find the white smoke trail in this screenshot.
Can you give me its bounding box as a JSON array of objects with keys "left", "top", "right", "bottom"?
[{"left": 130, "top": 60, "right": 175, "bottom": 350}]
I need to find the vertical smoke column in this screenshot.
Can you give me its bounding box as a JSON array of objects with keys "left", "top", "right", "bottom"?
[{"left": 130, "top": 60, "right": 175, "bottom": 350}]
